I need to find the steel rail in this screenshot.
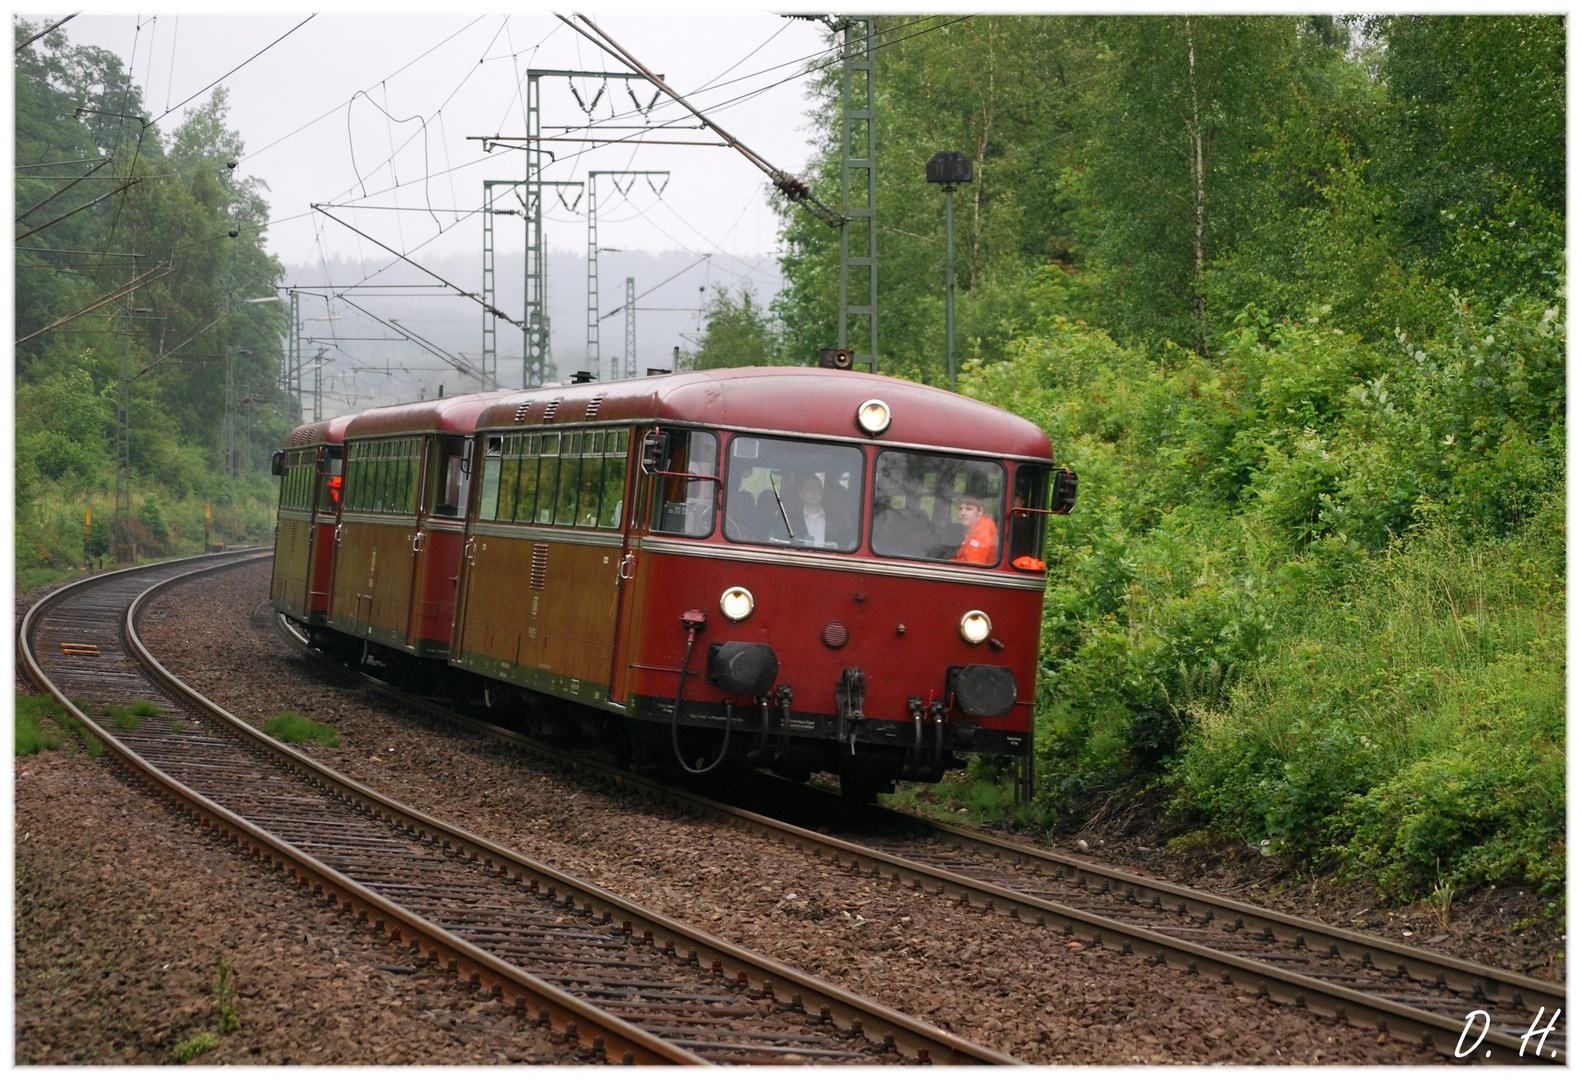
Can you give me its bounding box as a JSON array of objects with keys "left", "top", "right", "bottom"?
[
  {"left": 272, "top": 613, "right": 1564, "bottom": 1067},
  {"left": 18, "top": 554, "right": 701, "bottom": 1066},
  {"left": 124, "top": 564, "right": 1017, "bottom": 1066},
  {"left": 872, "top": 811, "right": 1566, "bottom": 1017}
]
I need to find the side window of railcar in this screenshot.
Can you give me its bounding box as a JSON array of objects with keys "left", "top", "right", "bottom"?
[
  {"left": 317, "top": 446, "right": 343, "bottom": 514},
  {"left": 870, "top": 450, "right": 1005, "bottom": 565},
  {"left": 575, "top": 431, "right": 604, "bottom": 527},
  {"left": 510, "top": 435, "right": 537, "bottom": 523},
  {"left": 477, "top": 436, "right": 504, "bottom": 521},
  {"left": 598, "top": 429, "right": 629, "bottom": 529},
  {"left": 430, "top": 435, "right": 470, "bottom": 518},
  {"left": 1009, "top": 464, "right": 1051, "bottom": 571},
  {"left": 278, "top": 449, "right": 316, "bottom": 512},
  {"left": 554, "top": 432, "right": 583, "bottom": 526},
  {"left": 533, "top": 434, "right": 560, "bottom": 525},
  {"left": 343, "top": 443, "right": 363, "bottom": 511},
  {"left": 648, "top": 429, "right": 719, "bottom": 539}
]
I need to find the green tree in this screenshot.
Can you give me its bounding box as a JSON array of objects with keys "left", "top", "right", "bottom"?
[
  {"left": 688, "top": 285, "right": 779, "bottom": 370},
  {"left": 15, "top": 17, "right": 291, "bottom": 568}
]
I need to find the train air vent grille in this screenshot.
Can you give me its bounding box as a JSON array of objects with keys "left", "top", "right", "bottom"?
[
  {"left": 530, "top": 543, "right": 549, "bottom": 591},
  {"left": 584, "top": 396, "right": 604, "bottom": 418},
  {"left": 513, "top": 403, "right": 531, "bottom": 423},
  {"left": 542, "top": 399, "right": 561, "bottom": 423}
]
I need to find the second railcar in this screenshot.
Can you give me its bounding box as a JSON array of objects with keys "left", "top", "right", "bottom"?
[{"left": 325, "top": 391, "right": 511, "bottom": 665}]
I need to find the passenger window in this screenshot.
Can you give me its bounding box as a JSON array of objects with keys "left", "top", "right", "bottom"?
[
  {"left": 576, "top": 453, "right": 603, "bottom": 527},
  {"left": 598, "top": 429, "right": 629, "bottom": 530},
  {"left": 554, "top": 454, "right": 582, "bottom": 525},
  {"left": 498, "top": 451, "right": 521, "bottom": 522},
  {"left": 431, "top": 435, "right": 469, "bottom": 518},
  {"left": 648, "top": 429, "right": 718, "bottom": 538},
  {"left": 535, "top": 453, "right": 560, "bottom": 525},
  {"left": 478, "top": 437, "right": 503, "bottom": 521}
]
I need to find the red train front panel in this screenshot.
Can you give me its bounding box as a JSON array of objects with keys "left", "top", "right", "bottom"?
[{"left": 619, "top": 544, "right": 1041, "bottom": 760}]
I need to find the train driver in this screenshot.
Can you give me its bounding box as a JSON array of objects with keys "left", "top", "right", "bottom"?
[
  {"left": 953, "top": 483, "right": 999, "bottom": 565},
  {"left": 790, "top": 474, "right": 857, "bottom": 549}
]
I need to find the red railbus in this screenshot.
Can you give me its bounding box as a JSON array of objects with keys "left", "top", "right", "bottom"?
[
  {"left": 451, "top": 368, "right": 1071, "bottom": 796},
  {"left": 274, "top": 369, "right": 1073, "bottom": 797}
]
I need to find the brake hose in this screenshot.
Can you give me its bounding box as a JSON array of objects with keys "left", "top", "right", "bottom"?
[{"left": 670, "top": 619, "right": 733, "bottom": 775}]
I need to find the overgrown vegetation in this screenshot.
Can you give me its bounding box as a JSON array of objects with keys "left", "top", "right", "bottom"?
[
  {"left": 757, "top": 16, "right": 1565, "bottom": 902},
  {"left": 213, "top": 957, "right": 241, "bottom": 1034},
  {"left": 15, "top": 694, "right": 63, "bottom": 756},
  {"left": 60, "top": 699, "right": 106, "bottom": 758},
  {"left": 172, "top": 1032, "right": 218, "bottom": 1064},
  {"left": 15, "top": 19, "right": 288, "bottom": 576},
  {"left": 263, "top": 711, "right": 341, "bottom": 749}
]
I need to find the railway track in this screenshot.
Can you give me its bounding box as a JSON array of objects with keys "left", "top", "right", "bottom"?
[
  {"left": 262, "top": 586, "right": 1565, "bottom": 1067},
  {"left": 19, "top": 553, "right": 1015, "bottom": 1067}
]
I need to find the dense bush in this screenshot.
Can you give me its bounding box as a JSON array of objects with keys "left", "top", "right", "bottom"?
[{"left": 962, "top": 286, "right": 1564, "bottom": 896}]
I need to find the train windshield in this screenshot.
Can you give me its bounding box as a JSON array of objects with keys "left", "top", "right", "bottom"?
[
  {"left": 724, "top": 436, "right": 864, "bottom": 553},
  {"left": 870, "top": 450, "right": 1006, "bottom": 565}
]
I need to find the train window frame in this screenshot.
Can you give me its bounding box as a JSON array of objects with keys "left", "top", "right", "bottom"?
[
  {"left": 430, "top": 434, "right": 470, "bottom": 519},
  {"left": 1008, "top": 463, "right": 1052, "bottom": 573},
  {"left": 316, "top": 446, "right": 343, "bottom": 515},
  {"left": 869, "top": 449, "right": 1007, "bottom": 566},
  {"left": 597, "top": 428, "right": 629, "bottom": 530},
  {"left": 647, "top": 427, "right": 719, "bottom": 539},
  {"left": 721, "top": 433, "right": 865, "bottom": 553},
  {"left": 477, "top": 436, "right": 504, "bottom": 521}
]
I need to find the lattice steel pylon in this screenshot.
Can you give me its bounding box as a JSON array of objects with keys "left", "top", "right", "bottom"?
[
  {"left": 523, "top": 73, "right": 549, "bottom": 389},
  {"left": 624, "top": 277, "right": 637, "bottom": 379},
  {"left": 479, "top": 70, "right": 658, "bottom": 388},
  {"left": 284, "top": 290, "right": 303, "bottom": 421},
  {"left": 481, "top": 179, "right": 522, "bottom": 390},
  {"left": 586, "top": 170, "right": 667, "bottom": 378},
  {"left": 482, "top": 177, "right": 582, "bottom": 389},
  {"left": 837, "top": 16, "right": 879, "bottom": 372}
]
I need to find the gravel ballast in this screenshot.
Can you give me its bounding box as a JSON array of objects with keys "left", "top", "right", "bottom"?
[{"left": 20, "top": 560, "right": 1446, "bottom": 1064}]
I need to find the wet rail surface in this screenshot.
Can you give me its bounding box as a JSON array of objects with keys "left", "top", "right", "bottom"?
[
  {"left": 266, "top": 596, "right": 1565, "bottom": 1068},
  {"left": 21, "top": 554, "right": 1012, "bottom": 1067}
]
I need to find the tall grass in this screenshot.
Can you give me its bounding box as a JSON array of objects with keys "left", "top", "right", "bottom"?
[
  {"left": 1175, "top": 501, "right": 1564, "bottom": 896},
  {"left": 15, "top": 694, "right": 62, "bottom": 756},
  {"left": 263, "top": 711, "right": 341, "bottom": 748}
]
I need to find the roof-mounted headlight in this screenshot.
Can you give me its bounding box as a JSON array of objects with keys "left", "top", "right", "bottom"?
[{"left": 856, "top": 398, "right": 892, "bottom": 435}]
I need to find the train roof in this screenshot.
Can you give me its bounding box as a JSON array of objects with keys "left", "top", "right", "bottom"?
[
  {"left": 477, "top": 368, "right": 1053, "bottom": 460},
  {"left": 284, "top": 413, "right": 356, "bottom": 447},
  {"left": 343, "top": 390, "right": 514, "bottom": 439}
]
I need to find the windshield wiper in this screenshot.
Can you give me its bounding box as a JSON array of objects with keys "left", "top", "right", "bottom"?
[{"left": 767, "top": 474, "right": 797, "bottom": 540}]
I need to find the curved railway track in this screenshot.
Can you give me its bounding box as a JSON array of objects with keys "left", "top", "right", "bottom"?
[
  {"left": 19, "top": 553, "right": 1014, "bottom": 1067},
  {"left": 261, "top": 582, "right": 1565, "bottom": 1067}
]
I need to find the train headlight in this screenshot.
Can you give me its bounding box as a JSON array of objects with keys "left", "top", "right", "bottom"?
[
  {"left": 720, "top": 586, "right": 755, "bottom": 622},
  {"left": 959, "top": 610, "right": 992, "bottom": 645},
  {"left": 856, "top": 398, "right": 892, "bottom": 435}
]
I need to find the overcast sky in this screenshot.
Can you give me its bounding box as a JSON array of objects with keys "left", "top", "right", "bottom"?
[{"left": 48, "top": 11, "right": 836, "bottom": 288}]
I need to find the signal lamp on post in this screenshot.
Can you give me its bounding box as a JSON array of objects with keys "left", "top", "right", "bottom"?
[{"left": 926, "top": 151, "right": 973, "bottom": 393}]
